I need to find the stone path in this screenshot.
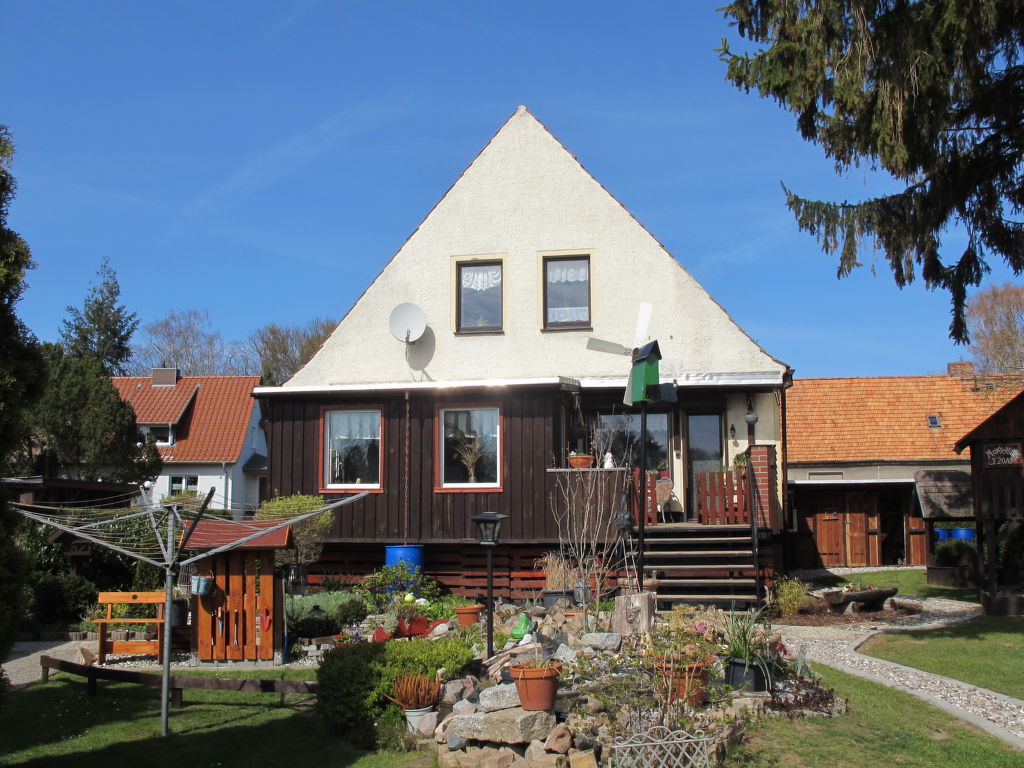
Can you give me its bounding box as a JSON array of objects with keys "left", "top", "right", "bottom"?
[
  {"left": 3, "top": 639, "right": 86, "bottom": 688},
  {"left": 777, "top": 597, "right": 1024, "bottom": 750}
]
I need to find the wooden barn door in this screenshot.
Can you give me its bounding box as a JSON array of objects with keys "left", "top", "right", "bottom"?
[
  {"left": 846, "top": 491, "right": 873, "bottom": 567},
  {"left": 813, "top": 493, "right": 846, "bottom": 566},
  {"left": 196, "top": 550, "right": 275, "bottom": 661}
]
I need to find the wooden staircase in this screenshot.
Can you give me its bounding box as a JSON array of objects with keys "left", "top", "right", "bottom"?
[{"left": 634, "top": 523, "right": 760, "bottom": 609}]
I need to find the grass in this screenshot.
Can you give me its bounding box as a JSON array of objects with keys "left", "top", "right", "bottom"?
[
  {"left": 858, "top": 615, "right": 1024, "bottom": 699},
  {"left": 809, "top": 568, "right": 978, "bottom": 602},
  {"left": 722, "top": 664, "right": 1023, "bottom": 768},
  {"left": 0, "top": 672, "right": 432, "bottom": 768}
]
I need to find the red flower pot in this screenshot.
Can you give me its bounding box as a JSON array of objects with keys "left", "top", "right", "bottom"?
[
  {"left": 509, "top": 662, "right": 562, "bottom": 711},
  {"left": 653, "top": 658, "right": 711, "bottom": 707},
  {"left": 568, "top": 455, "right": 594, "bottom": 469},
  {"left": 453, "top": 605, "right": 484, "bottom": 627}
]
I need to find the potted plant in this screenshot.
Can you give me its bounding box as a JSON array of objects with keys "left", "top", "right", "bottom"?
[
  {"left": 568, "top": 450, "right": 594, "bottom": 469},
  {"left": 647, "top": 605, "right": 722, "bottom": 707},
  {"left": 386, "top": 672, "right": 441, "bottom": 732},
  {"left": 449, "top": 595, "right": 485, "bottom": 627},
  {"left": 508, "top": 650, "right": 562, "bottom": 711},
  {"left": 720, "top": 606, "right": 773, "bottom": 692},
  {"left": 536, "top": 552, "right": 578, "bottom": 608}
]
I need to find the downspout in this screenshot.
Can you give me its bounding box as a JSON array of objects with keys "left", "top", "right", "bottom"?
[{"left": 222, "top": 461, "right": 231, "bottom": 519}]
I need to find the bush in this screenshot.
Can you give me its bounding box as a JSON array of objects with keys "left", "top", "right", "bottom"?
[
  {"left": 317, "top": 637, "right": 475, "bottom": 747},
  {"left": 935, "top": 540, "right": 975, "bottom": 567},
  {"left": 335, "top": 597, "right": 368, "bottom": 625},
  {"left": 289, "top": 614, "right": 339, "bottom": 639},
  {"left": 772, "top": 577, "right": 808, "bottom": 617},
  {"left": 359, "top": 563, "right": 442, "bottom": 612},
  {"left": 23, "top": 572, "right": 97, "bottom": 629}
]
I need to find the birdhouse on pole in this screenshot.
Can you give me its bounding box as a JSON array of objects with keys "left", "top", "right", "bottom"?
[{"left": 625, "top": 341, "right": 662, "bottom": 406}]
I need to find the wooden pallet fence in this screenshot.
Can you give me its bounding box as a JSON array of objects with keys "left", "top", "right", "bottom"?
[{"left": 695, "top": 470, "right": 750, "bottom": 525}]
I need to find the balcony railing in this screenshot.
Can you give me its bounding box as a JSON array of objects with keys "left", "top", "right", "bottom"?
[{"left": 695, "top": 469, "right": 751, "bottom": 525}]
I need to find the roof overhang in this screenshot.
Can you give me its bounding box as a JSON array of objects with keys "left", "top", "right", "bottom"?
[
  {"left": 254, "top": 370, "right": 786, "bottom": 397},
  {"left": 914, "top": 469, "right": 974, "bottom": 519}
]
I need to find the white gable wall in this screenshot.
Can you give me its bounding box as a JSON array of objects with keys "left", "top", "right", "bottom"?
[{"left": 289, "top": 107, "right": 786, "bottom": 389}]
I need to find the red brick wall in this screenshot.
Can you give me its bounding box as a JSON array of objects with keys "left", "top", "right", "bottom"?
[{"left": 748, "top": 445, "right": 779, "bottom": 530}]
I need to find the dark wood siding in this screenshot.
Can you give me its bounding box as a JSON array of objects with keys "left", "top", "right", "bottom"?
[{"left": 262, "top": 386, "right": 562, "bottom": 544}]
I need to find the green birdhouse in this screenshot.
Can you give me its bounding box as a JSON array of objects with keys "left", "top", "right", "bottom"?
[{"left": 625, "top": 341, "right": 662, "bottom": 405}]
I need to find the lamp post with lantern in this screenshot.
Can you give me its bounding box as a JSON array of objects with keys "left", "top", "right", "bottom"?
[{"left": 472, "top": 511, "right": 508, "bottom": 659}]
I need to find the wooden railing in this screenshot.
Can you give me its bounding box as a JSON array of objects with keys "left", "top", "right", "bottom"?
[{"left": 695, "top": 469, "right": 750, "bottom": 525}]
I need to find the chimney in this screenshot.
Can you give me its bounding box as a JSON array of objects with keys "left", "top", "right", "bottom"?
[
  {"left": 151, "top": 367, "right": 180, "bottom": 386},
  {"left": 947, "top": 361, "right": 974, "bottom": 378}
]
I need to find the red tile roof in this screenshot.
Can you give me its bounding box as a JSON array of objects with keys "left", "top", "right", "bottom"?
[
  {"left": 112, "top": 375, "right": 261, "bottom": 464},
  {"left": 787, "top": 374, "right": 1022, "bottom": 464},
  {"left": 183, "top": 518, "right": 292, "bottom": 550}
]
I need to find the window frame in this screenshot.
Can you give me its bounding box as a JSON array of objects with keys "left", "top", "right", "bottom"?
[
  {"left": 542, "top": 254, "right": 591, "bottom": 330},
  {"left": 146, "top": 424, "right": 174, "bottom": 446},
  {"left": 319, "top": 406, "right": 385, "bottom": 494},
  {"left": 456, "top": 260, "right": 504, "bottom": 334},
  {"left": 169, "top": 475, "right": 198, "bottom": 495},
  {"left": 434, "top": 403, "right": 504, "bottom": 492}
]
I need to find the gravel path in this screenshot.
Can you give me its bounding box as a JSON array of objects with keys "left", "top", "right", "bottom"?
[{"left": 777, "top": 597, "right": 1024, "bottom": 750}]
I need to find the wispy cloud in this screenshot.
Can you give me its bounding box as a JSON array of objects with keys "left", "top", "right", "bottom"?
[
  {"left": 182, "top": 98, "right": 408, "bottom": 218},
  {"left": 261, "top": 0, "right": 325, "bottom": 41}
]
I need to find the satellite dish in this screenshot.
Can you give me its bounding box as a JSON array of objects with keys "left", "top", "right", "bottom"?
[{"left": 389, "top": 303, "right": 427, "bottom": 344}]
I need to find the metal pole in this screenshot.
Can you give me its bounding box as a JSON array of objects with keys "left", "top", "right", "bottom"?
[
  {"left": 160, "top": 507, "right": 176, "bottom": 736},
  {"left": 638, "top": 404, "right": 647, "bottom": 590},
  {"left": 485, "top": 546, "right": 494, "bottom": 659}
]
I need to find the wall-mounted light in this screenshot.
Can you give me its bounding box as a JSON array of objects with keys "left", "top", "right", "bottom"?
[
  {"left": 745, "top": 395, "right": 758, "bottom": 425},
  {"left": 729, "top": 424, "right": 736, "bottom": 440}
]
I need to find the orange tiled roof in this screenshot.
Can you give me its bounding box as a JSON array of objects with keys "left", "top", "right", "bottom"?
[
  {"left": 112, "top": 375, "right": 260, "bottom": 464},
  {"left": 787, "top": 374, "right": 1022, "bottom": 464}
]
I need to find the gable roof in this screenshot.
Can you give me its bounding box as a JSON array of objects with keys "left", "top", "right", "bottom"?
[
  {"left": 276, "top": 106, "right": 788, "bottom": 392},
  {"left": 787, "top": 373, "right": 1019, "bottom": 464},
  {"left": 954, "top": 388, "right": 1024, "bottom": 453},
  {"left": 112, "top": 375, "right": 261, "bottom": 464}
]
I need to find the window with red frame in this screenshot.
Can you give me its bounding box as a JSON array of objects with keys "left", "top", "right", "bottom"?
[{"left": 323, "top": 409, "right": 382, "bottom": 489}]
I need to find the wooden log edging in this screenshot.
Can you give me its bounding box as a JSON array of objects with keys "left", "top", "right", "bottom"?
[{"left": 39, "top": 655, "right": 316, "bottom": 708}]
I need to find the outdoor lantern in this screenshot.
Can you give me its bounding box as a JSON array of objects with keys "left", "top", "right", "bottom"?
[
  {"left": 307, "top": 605, "right": 325, "bottom": 618},
  {"left": 472, "top": 512, "right": 508, "bottom": 546},
  {"left": 745, "top": 397, "right": 758, "bottom": 425}
]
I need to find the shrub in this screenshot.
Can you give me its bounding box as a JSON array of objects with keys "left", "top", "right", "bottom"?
[
  {"left": 935, "top": 539, "right": 975, "bottom": 567},
  {"left": 335, "top": 597, "right": 368, "bottom": 625},
  {"left": 289, "top": 614, "right": 339, "bottom": 639},
  {"left": 317, "top": 637, "right": 475, "bottom": 747},
  {"left": 772, "top": 577, "right": 809, "bottom": 617},
  {"left": 359, "top": 563, "right": 442, "bottom": 612},
  {"left": 24, "top": 572, "right": 97, "bottom": 629}
]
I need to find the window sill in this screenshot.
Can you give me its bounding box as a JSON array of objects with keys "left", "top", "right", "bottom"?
[
  {"left": 434, "top": 486, "right": 504, "bottom": 494},
  {"left": 320, "top": 486, "right": 384, "bottom": 495},
  {"left": 455, "top": 329, "right": 504, "bottom": 336},
  {"left": 540, "top": 325, "right": 592, "bottom": 333}
]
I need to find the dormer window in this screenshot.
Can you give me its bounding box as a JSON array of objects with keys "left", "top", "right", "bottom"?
[
  {"left": 457, "top": 261, "right": 503, "bottom": 332},
  {"left": 146, "top": 425, "right": 173, "bottom": 445},
  {"left": 926, "top": 414, "right": 942, "bottom": 429},
  {"left": 544, "top": 255, "right": 590, "bottom": 328}
]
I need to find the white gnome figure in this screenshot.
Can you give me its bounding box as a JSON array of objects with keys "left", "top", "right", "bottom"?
[{"left": 603, "top": 452, "right": 614, "bottom": 469}]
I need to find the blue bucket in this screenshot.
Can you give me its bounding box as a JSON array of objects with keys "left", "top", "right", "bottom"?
[
  {"left": 951, "top": 528, "right": 976, "bottom": 543},
  {"left": 935, "top": 528, "right": 951, "bottom": 542},
  {"left": 385, "top": 545, "right": 424, "bottom": 570}
]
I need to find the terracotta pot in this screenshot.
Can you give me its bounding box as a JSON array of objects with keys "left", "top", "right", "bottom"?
[
  {"left": 453, "top": 604, "right": 484, "bottom": 627},
  {"left": 509, "top": 662, "right": 562, "bottom": 711},
  {"left": 568, "top": 455, "right": 594, "bottom": 469},
  {"left": 653, "top": 658, "right": 711, "bottom": 706}
]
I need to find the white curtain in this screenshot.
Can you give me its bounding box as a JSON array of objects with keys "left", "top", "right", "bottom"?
[
  {"left": 329, "top": 411, "right": 380, "bottom": 440},
  {"left": 546, "top": 261, "right": 588, "bottom": 284},
  {"left": 461, "top": 265, "right": 502, "bottom": 292}
]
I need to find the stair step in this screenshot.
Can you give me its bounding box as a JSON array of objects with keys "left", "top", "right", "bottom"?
[
  {"left": 642, "top": 563, "right": 753, "bottom": 571},
  {"left": 640, "top": 550, "right": 753, "bottom": 558},
  {"left": 636, "top": 536, "right": 752, "bottom": 544},
  {"left": 653, "top": 578, "right": 756, "bottom": 587},
  {"left": 655, "top": 593, "right": 759, "bottom": 602}
]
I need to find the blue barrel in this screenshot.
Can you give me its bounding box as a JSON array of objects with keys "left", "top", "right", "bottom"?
[
  {"left": 935, "top": 528, "right": 951, "bottom": 542},
  {"left": 951, "top": 528, "right": 975, "bottom": 543},
  {"left": 385, "top": 544, "right": 424, "bottom": 570}
]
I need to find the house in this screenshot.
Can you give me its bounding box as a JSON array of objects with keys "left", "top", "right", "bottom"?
[
  {"left": 785, "top": 363, "right": 1017, "bottom": 569},
  {"left": 954, "top": 388, "right": 1024, "bottom": 614},
  {"left": 255, "top": 106, "right": 792, "bottom": 603},
  {"left": 112, "top": 368, "right": 267, "bottom": 512}
]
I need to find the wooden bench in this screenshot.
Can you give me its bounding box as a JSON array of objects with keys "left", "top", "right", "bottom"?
[{"left": 95, "top": 591, "right": 166, "bottom": 664}]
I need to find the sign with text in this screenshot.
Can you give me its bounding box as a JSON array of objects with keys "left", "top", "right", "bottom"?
[{"left": 984, "top": 443, "right": 1023, "bottom": 468}]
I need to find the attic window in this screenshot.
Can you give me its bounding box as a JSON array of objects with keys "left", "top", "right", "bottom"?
[
  {"left": 457, "top": 261, "right": 503, "bottom": 332},
  {"left": 544, "top": 255, "right": 590, "bottom": 328},
  {"left": 146, "top": 425, "right": 173, "bottom": 445},
  {"left": 926, "top": 414, "right": 942, "bottom": 429}
]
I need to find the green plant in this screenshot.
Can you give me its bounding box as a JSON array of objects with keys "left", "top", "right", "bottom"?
[
  {"left": 255, "top": 494, "right": 330, "bottom": 567},
  {"left": 535, "top": 552, "right": 577, "bottom": 591},
  {"left": 657, "top": 604, "right": 724, "bottom": 662},
  {"left": 772, "top": 576, "right": 808, "bottom": 617},
  {"left": 935, "top": 539, "right": 976, "bottom": 567},
  {"left": 335, "top": 597, "right": 368, "bottom": 625},
  {"left": 386, "top": 673, "right": 440, "bottom": 709},
  {"left": 359, "top": 563, "right": 442, "bottom": 612},
  {"left": 22, "top": 572, "right": 97, "bottom": 630}
]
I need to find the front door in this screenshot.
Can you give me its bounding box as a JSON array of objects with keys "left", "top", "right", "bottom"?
[{"left": 813, "top": 493, "right": 845, "bottom": 566}]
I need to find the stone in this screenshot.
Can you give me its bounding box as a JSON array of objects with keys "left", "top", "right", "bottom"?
[
  {"left": 479, "top": 682, "right": 522, "bottom": 712},
  {"left": 525, "top": 740, "right": 547, "bottom": 762},
  {"left": 429, "top": 622, "right": 451, "bottom": 639},
  {"left": 552, "top": 644, "right": 577, "bottom": 665},
  {"left": 417, "top": 711, "right": 439, "bottom": 735},
  {"left": 452, "top": 708, "right": 557, "bottom": 744},
  {"left": 571, "top": 732, "right": 598, "bottom": 752},
  {"left": 479, "top": 746, "right": 517, "bottom": 768},
  {"left": 568, "top": 751, "right": 599, "bottom": 768},
  {"left": 435, "top": 713, "right": 455, "bottom": 742},
  {"left": 454, "top": 698, "right": 480, "bottom": 714},
  {"left": 439, "top": 749, "right": 461, "bottom": 768},
  {"left": 447, "top": 733, "right": 468, "bottom": 751},
  {"left": 531, "top": 755, "right": 568, "bottom": 768},
  {"left": 579, "top": 632, "right": 621, "bottom": 652},
  {"left": 509, "top": 760, "right": 531, "bottom": 768},
  {"left": 544, "top": 723, "right": 572, "bottom": 754}
]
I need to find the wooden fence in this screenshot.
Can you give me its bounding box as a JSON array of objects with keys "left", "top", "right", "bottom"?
[{"left": 695, "top": 469, "right": 750, "bottom": 525}]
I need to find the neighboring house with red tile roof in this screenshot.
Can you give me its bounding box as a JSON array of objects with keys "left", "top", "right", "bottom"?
[
  {"left": 112, "top": 368, "right": 267, "bottom": 512},
  {"left": 785, "top": 363, "right": 1020, "bottom": 569}
]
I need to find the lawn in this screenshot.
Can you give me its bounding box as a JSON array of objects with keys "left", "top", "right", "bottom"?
[
  {"left": 810, "top": 568, "right": 978, "bottom": 602},
  {"left": 858, "top": 615, "right": 1024, "bottom": 699},
  {"left": 0, "top": 672, "right": 432, "bottom": 768},
  {"left": 722, "top": 664, "right": 1023, "bottom": 768}
]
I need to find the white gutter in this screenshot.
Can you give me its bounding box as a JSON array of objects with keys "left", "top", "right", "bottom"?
[
  {"left": 788, "top": 478, "right": 914, "bottom": 485},
  {"left": 254, "top": 370, "right": 784, "bottom": 396}
]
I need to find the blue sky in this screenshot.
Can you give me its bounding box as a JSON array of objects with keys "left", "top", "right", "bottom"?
[{"left": 4, "top": 2, "right": 1015, "bottom": 378}]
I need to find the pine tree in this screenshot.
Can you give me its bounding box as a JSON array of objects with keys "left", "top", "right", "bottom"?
[
  {"left": 60, "top": 255, "right": 138, "bottom": 375},
  {"left": 0, "top": 125, "right": 45, "bottom": 675},
  {"left": 720, "top": 1, "right": 1024, "bottom": 341}
]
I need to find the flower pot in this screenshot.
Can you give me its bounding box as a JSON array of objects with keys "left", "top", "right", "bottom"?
[
  {"left": 541, "top": 589, "right": 574, "bottom": 609},
  {"left": 653, "top": 658, "right": 711, "bottom": 706},
  {"left": 723, "top": 658, "right": 769, "bottom": 692},
  {"left": 568, "top": 455, "right": 594, "bottom": 469},
  {"left": 190, "top": 575, "right": 212, "bottom": 596},
  {"left": 509, "top": 662, "right": 562, "bottom": 711},
  {"left": 403, "top": 705, "right": 434, "bottom": 733},
  {"left": 453, "top": 604, "right": 484, "bottom": 627}
]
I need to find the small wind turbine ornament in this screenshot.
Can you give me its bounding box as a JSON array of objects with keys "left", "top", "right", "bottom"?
[{"left": 585, "top": 302, "right": 677, "bottom": 591}]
